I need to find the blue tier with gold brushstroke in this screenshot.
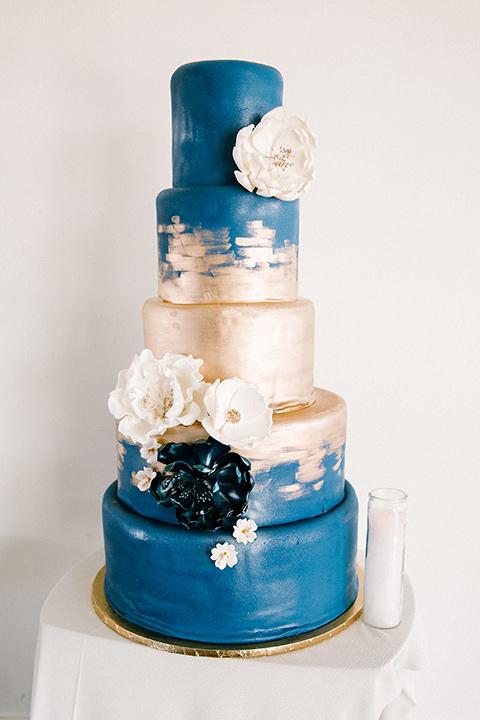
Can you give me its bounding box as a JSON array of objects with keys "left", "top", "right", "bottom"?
[
  {"left": 115, "top": 388, "right": 346, "bottom": 528},
  {"left": 103, "top": 480, "right": 358, "bottom": 644},
  {"left": 157, "top": 186, "right": 299, "bottom": 303}
]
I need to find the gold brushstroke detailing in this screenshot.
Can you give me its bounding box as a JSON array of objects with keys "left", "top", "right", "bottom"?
[
  {"left": 277, "top": 481, "right": 323, "bottom": 500},
  {"left": 116, "top": 437, "right": 126, "bottom": 471},
  {"left": 226, "top": 409, "right": 241, "bottom": 424},
  {"left": 278, "top": 483, "right": 303, "bottom": 494},
  {"left": 92, "top": 566, "right": 363, "bottom": 657},
  {"left": 333, "top": 450, "right": 342, "bottom": 473},
  {"left": 158, "top": 216, "right": 298, "bottom": 304}
]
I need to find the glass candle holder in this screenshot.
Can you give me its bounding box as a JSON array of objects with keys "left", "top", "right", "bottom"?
[{"left": 363, "top": 488, "right": 408, "bottom": 629}]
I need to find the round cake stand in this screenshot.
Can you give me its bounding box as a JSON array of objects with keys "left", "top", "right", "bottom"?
[{"left": 92, "top": 565, "right": 364, "bottom": 658}]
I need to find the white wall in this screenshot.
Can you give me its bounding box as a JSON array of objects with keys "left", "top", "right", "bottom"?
[{"left": 1, "top": 0, "right": 479, "bottom": 716}]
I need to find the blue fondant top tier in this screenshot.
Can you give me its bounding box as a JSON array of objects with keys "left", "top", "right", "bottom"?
[{"left": 171, "top": 60, "right": 283, "bottom": 187}]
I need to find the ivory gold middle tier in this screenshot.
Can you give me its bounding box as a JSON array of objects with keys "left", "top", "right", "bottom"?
[{"left": 143, "top": 297, "right": 315, "bottom": 412}]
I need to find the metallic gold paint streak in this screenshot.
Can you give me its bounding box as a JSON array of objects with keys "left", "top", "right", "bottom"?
[
  {"left": 333, "top": 451, "right": 343, "bottom": 472},
  {"left": 116, "top": 438, "right": 126, "bottom": 470},
  {"left": 158, "top": 219, "right": 298, "bottom": 304},
  {"left": 159, "top": 263, "right": 298, "bottom": 304}
]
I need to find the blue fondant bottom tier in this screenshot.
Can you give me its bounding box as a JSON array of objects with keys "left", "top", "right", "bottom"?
[{"left": 102, "top": 481, "right": 359, "bottom": 645}]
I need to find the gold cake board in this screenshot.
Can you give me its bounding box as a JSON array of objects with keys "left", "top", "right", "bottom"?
[{"left": 92, "top": 565, "right": 363, "bottom": 658}]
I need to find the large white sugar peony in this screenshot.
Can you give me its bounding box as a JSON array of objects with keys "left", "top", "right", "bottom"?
[
  {"left": 201, "top": 377, "right": 273, "bottom": 451},
  {"left": 233, "top": 107, "right": 316, "bottom": 201},
  {"left": 108, "top": 349, "right": 206, "bottom": 444}
]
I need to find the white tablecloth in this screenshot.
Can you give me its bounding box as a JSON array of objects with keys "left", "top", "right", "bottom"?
[{"left": 30, "top": 550, "right": 427, "bottom": 720}]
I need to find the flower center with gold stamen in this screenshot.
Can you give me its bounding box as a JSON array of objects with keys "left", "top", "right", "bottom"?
[
  {"left": 226, "top": 409, "right": 241, "bottom": 424},
  {"left": 270, "top": 146, "right": 294, "bottom": 172},
  {"left": 142, "top": 390, "right": 174, "bottom": 419}
]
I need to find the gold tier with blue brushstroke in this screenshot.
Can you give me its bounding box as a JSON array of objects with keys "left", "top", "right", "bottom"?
[{"left": 115, "top": 388, "right": 347, "bottom": 528}]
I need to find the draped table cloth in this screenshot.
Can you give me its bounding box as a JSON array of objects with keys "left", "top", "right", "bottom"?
[{"left": 30, "top": 549, "right": 427, "bottom": 720}]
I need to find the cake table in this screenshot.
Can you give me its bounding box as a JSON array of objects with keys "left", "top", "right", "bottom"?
[{"left": 30, "top": 549, "right": 427, "bottom": 720}]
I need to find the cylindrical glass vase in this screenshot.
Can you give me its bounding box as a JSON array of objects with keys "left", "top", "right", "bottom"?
[{"left": 363, "top": 488, "right": 407, "bottom": 629}]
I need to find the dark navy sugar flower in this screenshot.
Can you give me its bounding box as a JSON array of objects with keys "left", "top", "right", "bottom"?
[{"left": 149, "top": 437, "right": 253, "bottom": 531}]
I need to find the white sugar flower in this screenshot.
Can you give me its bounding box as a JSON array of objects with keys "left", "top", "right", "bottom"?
[
  {"left": 201, "top": 377, "right": 273, "bottom": 451},
  {"left": 140, "top": 437, "right": 161, "bottom": 465},
  {"left": 233, "top": 107, "right": 316, "bottom": 201},
  {"left": 108, "top": 349, "right": 206, "bottom": 444},
  {"left": 233, "top": 518, "right": 258, "bottom": 545},
  {"left": 133, "top": 466, "right": 156, "bottom": 492},
  {"left": 210, "top": 542, "right": 239, "bottom": 570}
]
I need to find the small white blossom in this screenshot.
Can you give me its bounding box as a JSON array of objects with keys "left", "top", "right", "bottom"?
[
  {"left": 233, "top": 107, "right": 316, "bottom": 201},
  {"left": 133, "top": 466, "right": 156, "bottom": 492},
  {"left": 210, "top": 542, "right": 238, "bottom": 570},
  {"left": 140, "top": 437, "right": 161, "bottom": 465},
  {"left": 233, "top": 518, "right": 258, "bottom": 545},
  {"left": 201, "top": 377, "right": 272, "bottom": 451}
]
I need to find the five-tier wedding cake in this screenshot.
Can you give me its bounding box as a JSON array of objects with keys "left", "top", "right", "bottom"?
[{"left": 102, "top": 60, "right": 359, "bottom": 645}]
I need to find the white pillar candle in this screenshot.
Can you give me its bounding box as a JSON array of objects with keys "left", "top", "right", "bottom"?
[{"left": 363, "top": 488, "right": 407, "bottom": 629}]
